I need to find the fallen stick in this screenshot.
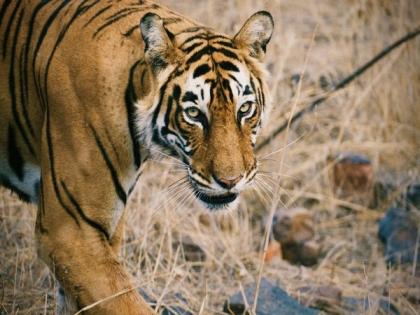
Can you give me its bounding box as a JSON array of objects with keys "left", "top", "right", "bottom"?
[{"left": 256, "top": 26, "right": 420, "bottom": 152}]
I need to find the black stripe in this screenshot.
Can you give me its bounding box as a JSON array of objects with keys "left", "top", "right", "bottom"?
[
  {"left": 2, "top": 0, "right": 20, "bottom": 58},
  {"left": 0, "top": 0, "right": 12, "bottom": 28},
  {"left": 222, "top": 79, "right": 233, "bottom": 103},
  {"left": 182, "top": 91, "right": 198, "bottom": 104},
  {"left": 193, "top": 64, "right": 211, "bottom": 78},
  {"left": 33, "top": 0, "right": 71, "bottom": 108},
  {"left": 104, "top": 7, "right": 138, "bottom": 22},
  {"left": 213, "top": 40, "right": 234, "bottom": 48},
  {"left": 9, "top": 8, "right": 36, "bottom": 156},
  {"left": 42, "top": 0, "right": 98, "bottom": 111},
  {"left": 150, "top": 63, "right": 188, "bottom": 128},
  {"left": 122, "top": 24, "right": 138, "bottom": 37},
  {"left": 7, "top": 125, "right": 24, "bottom": 181},
  {"left": 250, "top": 76, "right": 258, "bottom": 103},
  {"left": 163, "top": 17, "right": 182, "bottom": 25},
  {"left": 256, "top": 77, "right": 265, "bottom": 107},
  {"left": 187, "top": 45, "right": 212, "bottom": 64},
  {"left": 172, "top": 84, "right": 181, "bottom": 102},
  {"left": 125, "top": 61, "right": 142, "bottom": 168},
  {"left": 182, "top": 42, "right": 204, "bottom": 54},
  {"left": 187, "top": 45, "right": 239, "bottom": 65},
  {"left": 33, "top": 0, "right": 70, "bottom": 67},
  {"left": 215, "top": 47, "right": 239, "bottom": 60},
  {"left": 164, "top": 95, "right": 173, "bottom": 127},
  {"left": 243, "top": 85, "right": 252, "bottom": 96},
  {"left": 38, "top": 179, "right": 48, "bottom": 233},
  {"left": 22, "top": 0, "right": 50, "bottom": 123},
  {"left": 93, "top": 7, "right": 143, "bottom": 39},
  {"left": 218, "top": 61, "right": 239, "bottom": 72},
  {"left": 207, "top": 34, "right": 230, "bottom": 41},
  {"left": 19, "top": 46, "right": 35, "bottom": 136},
  {"left": 61, "top": 181, "right": 110, "bottom": 240},
  {"left": 180, "top": 34, "right": 208, "bottom": 47},
  {"left": 46, "top": 109, "right": 80, "bottom": 227},
  {"left": 90, "top": 125, "right": 127, "bottom": 205},
  {"left": 83, "top": 3, "right": 112, "bottom": 27},
  {"left": 151, "top": 82, "right": 169, "bottom": 126}
]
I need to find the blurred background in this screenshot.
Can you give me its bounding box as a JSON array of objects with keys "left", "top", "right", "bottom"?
[{"left": 1, "top": 0, "right": 419, "bottom": 314}]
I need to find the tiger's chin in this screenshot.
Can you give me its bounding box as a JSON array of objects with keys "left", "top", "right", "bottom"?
[{"left": 193, "top": 191, "right": 239, "bottom": 211}]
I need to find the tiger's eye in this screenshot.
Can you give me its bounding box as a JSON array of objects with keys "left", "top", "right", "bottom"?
[
  {"left": 185, "top": 107, "right": 200, "bottom": 119},
  {"left": 239, "top": 102, "right": 252, "bottom": 114}
]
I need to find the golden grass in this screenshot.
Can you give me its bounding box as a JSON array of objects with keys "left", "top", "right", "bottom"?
[{"left": 1, "top": 0, "right": 419, "bottom": 314}]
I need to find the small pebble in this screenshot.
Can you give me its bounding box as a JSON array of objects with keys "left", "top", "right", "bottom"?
[
  {"left": 272, "top": 208, "right": 320, "bottom": 266},
  {"left": 378, "top": 207, "right": 419, "bottom": 265},
  {"left": 224, "top": 278, "right": 319, "bottom": 315}
]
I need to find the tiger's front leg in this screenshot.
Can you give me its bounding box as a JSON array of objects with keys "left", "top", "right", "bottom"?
[
  {"left": 35, "top": 116, "right": 154, "bottom": 315},
  {"left": 53, "top": 214, "right": 129, "bottom": 315}
]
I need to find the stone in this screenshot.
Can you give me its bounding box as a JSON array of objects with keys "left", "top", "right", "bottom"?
[
  {"left": 342, "top": 297, "right": 399, "bottom": 315},
  {"left": 378, "top": 207, "right": 419, "bottom": 265},
  {"left": 272, "top": 208, "right": 320, "bottom": 266},
  {"left": 297, "top": 285, "right": 342, "bottom": 310},
  {"left": 386, "top": 227, "right": 419, "bottom": 265},
  {"left": 224, "top": 278, "right": 319, "bottom": 315},
  {"left": 405, "top": 183, "right": 420, "bottom": 208},
  {"left": 272, "top": 208, "right": 315, "bottom": 245},
  {"left": 139, "top": 290, "right": 193, "bottom": 315},
  {"left": 330, "top": 153, "right": 373, "bottom": 204},
  {"left": 378, "top": 207, "right": 411, "bottom": 242}
]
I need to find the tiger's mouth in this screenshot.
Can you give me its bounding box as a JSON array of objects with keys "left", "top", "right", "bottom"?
[{"left": 193, "top": 191, "right": 238, "bottom": 210}]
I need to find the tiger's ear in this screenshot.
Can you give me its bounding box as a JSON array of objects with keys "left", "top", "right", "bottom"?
[
  {"left": 234, "top": 11, "right": 274, "bottom": 61},
  {"left": 140, "top": 13, "right": 175, "bottom": 74}
]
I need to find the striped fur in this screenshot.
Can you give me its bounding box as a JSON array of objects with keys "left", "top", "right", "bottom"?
[{"left": 0, "top": 1, "right": 273, "bottom": 314}]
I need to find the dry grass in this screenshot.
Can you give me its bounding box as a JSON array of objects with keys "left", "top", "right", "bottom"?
[{"left": 1, "top": 0, "right": 419, "bottom": 314}]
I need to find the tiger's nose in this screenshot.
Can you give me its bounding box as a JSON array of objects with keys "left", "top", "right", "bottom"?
[{"left": 214, "top": 175, "right": 242, "bottom": 189}]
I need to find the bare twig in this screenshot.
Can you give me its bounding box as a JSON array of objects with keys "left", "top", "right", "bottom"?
[{"left": 256, "top": 26, "right": 420, "bottom": 152}]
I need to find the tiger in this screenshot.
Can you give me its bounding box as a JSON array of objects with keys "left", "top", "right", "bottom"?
[{"left": 0, "top": 0, "right": 274, "bottom": 314}]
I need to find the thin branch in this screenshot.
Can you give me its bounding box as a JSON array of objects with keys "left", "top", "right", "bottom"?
[{"left": 256, "top": 26, "right": 420, "bottom": 152}]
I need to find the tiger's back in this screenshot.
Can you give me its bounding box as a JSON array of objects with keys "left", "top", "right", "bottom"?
[{"left": 0, "top": 0, "right": 195, "bottom": 203}]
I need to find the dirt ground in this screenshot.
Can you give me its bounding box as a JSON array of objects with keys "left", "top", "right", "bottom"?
[{"left": 1, "top": 0, "right": 419, "bottom": 314}]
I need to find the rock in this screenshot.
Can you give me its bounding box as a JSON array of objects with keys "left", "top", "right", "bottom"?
[
  {"left": 139, "top": 290, "right": 193, "bottom": 315},
  {"left": 386, "top": 227, "right": 419, "bottom": 265},
  {"left": 272, "top": 208, "right": 315, "bottom": 245},
  {"left": 378, "top": 207, "right": 410, "bottom": 242},
  {"left": 224, "top": 278, "right": 319, "bottom": 315},
  {"left": 405, "top": 183, "right": 420, "bottom": 208},
  {"left": 272, "top": 208, "right": 320, "bottom": 266},
  {"left": 342, "top": 297, "right": 399, "bottom": 315},
  {"left": 279, "top": 241, "right": 320, "bottom": 267},
  {"left": 297, "top": 285, "right": 342, "bottom": 310},
  {"left": 378, "top": 207, "right": 419, "bottom": 265},
  {"left": 330, "top": 153, "right": 373, "bottom": 204}
]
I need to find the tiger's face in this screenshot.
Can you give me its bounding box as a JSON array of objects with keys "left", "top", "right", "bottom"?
[{"left": 137, "top": 11, "right": 274, "bottom": 210}]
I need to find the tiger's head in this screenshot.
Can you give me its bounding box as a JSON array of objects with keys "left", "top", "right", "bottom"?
[{"left": 135, "top": 11, "right": 274, "bottom": 210}]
